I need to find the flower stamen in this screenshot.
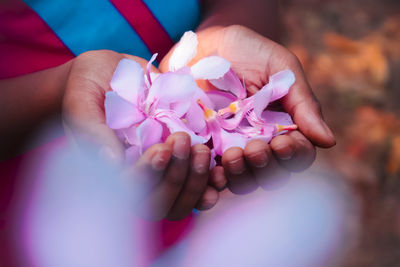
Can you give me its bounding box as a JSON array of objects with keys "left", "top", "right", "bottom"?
[
  {"left": 197, "top": 99, "right": 216, "bottom": 120},
  {"left": 276, "top": 124, "right": 298, "bottom": 133}
]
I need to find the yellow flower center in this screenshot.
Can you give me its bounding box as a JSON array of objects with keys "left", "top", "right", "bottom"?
[
  {"left": 276, "top": 124, "right": 298, "bottom": 133},
  {"left": 197, "top": 99, "right": 216, "bottom": 120}
]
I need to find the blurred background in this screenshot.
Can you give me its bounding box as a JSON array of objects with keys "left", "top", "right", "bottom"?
[{"left": 282, "top": 0, "right": 400, "bottom": 265}]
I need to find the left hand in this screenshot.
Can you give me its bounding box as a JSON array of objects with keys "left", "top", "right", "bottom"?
[{"left": 160, "top": 25, "right": 336, "bottom": 194}]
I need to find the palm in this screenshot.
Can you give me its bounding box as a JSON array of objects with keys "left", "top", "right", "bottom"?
[
  {"left": 161, "top": 25, "right": 335, "bottom": 194},
  {"left": 213, "top": 26, "right": 293, "bottom": 95}
]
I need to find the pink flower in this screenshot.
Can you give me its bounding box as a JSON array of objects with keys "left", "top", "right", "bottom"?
[
  {"left": 104, "top": 30, "right": 298, "bottom": 165},
  {"left": 195, "top": 69, "right": 298, "bottom": 154},
  {"left": 216, "top": 69, "right": 296, "bottom": 130},
  {"left": 196, "top": 100, "right": 247, "bottom": 156},
  {"left": 166, "top": 31, "right": 234, "bottom": 136},
  {"left": 105, "top": 55, "right": 206, "bottom": 160}
]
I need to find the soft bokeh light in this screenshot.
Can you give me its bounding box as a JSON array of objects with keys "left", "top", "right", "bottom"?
[
  {"left": 154, "top": 171, "right": 355, "bottom": 267},
  {"left": 22, "top": 142, "right": 144, "bottom": 267}
]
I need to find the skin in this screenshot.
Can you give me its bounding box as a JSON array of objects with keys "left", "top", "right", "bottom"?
[
  {"left": 160, "top": 25, "right": 336, "bottom": 194},
  {"left": 0, "top": 0, "right": 335, "bottom": 219},
  {"left": 63, "top": 51, "right": 219, "bottom": 220}
]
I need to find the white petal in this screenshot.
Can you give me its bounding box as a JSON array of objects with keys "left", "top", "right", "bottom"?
[
  {"left": 169, "top": 31, "right": 198, "bottom": 71},
  {"left": 191, "top": 56, "right": 231, "bottom": 80}
]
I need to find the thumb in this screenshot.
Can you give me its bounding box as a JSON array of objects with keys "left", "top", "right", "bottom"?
[{"left": 281, "top": 66, "right": 336, "bottom": 148}]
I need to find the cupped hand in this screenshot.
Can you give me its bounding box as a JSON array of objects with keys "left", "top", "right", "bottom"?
[
  {"left": 127, "top": 132, "right": 218, "bottom": 220},
  {"left": 160, "top": 25, "right": 336, "bottom": 194},
  {"left": 62, "top": 50, "right": 218, "bottom": 219}
]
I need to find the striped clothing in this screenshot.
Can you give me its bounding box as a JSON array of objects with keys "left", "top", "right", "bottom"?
[{"left": 0, "top": 0, "right": 201, "bottom": 78}]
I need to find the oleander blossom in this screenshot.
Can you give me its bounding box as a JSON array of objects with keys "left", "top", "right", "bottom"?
[{"left": 104, "top": 31, "right": 298, "bottom": 165}]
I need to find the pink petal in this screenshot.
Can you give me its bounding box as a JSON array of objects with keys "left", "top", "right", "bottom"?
[
  {"left": 170, "top": 101, "right": 191, "bottom": 118},
  {"left": 110, "top": 58, "right": 145, "bottom": 105},
  {"left": 236, "top": 125, "right": 274, "bottom": 144},
  {"left": 147, "top": 72, "right": 197, "bottom": 106},
  {"left": 261, "top": 110, "right": 294, "bottom": 125},
  {"left": 155, "top": 111, "right": 207, "bottom": 145},
  {"left": 206, "top": 90, "right": 237, "bottom": 110},
  {"left": 123, "top": 125, "right": 139, "bottom": 145},
  {"left": 194, "top": 87, "right": 215, "bottom": 109},
  {"left": 191, "top": 56, "right": 230, "bottom": 80},
  {"left": 145, "top": 53, "right": 158, "bottom": 86},
  {"left": 221, "top": 129, "right": 247, "bottom": 153},
  {"left": 262, "top": 125, "right": 276, "bottom": 137},
  {"left": 125, "top": 145, "right": 141, "bottom": 166},
  {"left": 269, "top": 70, "right": 296, "bottom": 102},
  {"left": 173, "top": 66, "right": 192, "bottom": 75},
  {"left": 136, "top": 118, "right": 163, "bottom": 152},
  {"left": 210, "top": 149, "right": 217, "bottom": 169},
  {"left": 105, "top": 91, "right": 145, "bottom": 129},
  {"left": 246, "top": 110, "right": 265, "bottom": 127},
  {"left": 212, "top": 127, "right": 247, "bottom": 156},
  {"left": 169, "top": 31, "right": 198, "bottom": 71},
  {"left": 217, "top": 110, "right": 246, "bottom": 130},
  {"left": 185, "top": 103, "right": 206, "bottom": 133},
  {"left": 210, "top": 69, "right": 246, "bottom": 99},
  {"left": 236, "top": 125, "right": 261, "bottom": 137},
  {"left": 253, "top": 85, "right": 273, "bottom": 119}
]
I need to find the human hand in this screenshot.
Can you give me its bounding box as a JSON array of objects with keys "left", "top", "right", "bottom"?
[
  {"left": 62, "top": 51, "right": 218, "bottom": 219},
  {"left": 160, "top": 25, "right": 336, "bottom": 194},
  {"left": 127, "top": 132, "right": 218, "bottom": 220}
]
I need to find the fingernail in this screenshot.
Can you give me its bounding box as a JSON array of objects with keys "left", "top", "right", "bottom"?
[
  {"left": 275, "top": 147, "right": 294, "bottom": 161},
  {"left": 227, "top": 158, "right": 245, "bottom": 175},
  {"left": 173, "top": 135, "right": 190, "bottom": 159},
  {"left": 151, "top": 150, "right": 170, "bottom": 171},
  {"left": 248, "top": 151, "right": 269, "bottom": 168},
  {"left": 193, "top": 149, "right": 210, "bottom": 174}
]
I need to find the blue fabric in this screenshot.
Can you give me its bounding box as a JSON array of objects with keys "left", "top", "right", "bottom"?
[
  {"left": 23, "top": 0, "right": 152, "bottom": 58},
  {"left": 143, "top": 0, "right": 201, "bottom": 42}
]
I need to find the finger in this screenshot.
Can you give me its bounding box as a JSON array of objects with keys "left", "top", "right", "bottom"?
[
  {"left": 195, "top": 186, "right": 219, "bottom": 211},
  {"left": 270, "top": 131, "right": 316, "bottom": 172},
  {"left": 139, "top": 132, "right": 191, "bottom": 220},
  {"left": 126, "top": 143, "right": 172, "bottom": 206},
  {"left": 272, "top": 52, "right": 336, "bottom": 148},
  {"left": 134, "top": 143, "right": 172, "bottom": 184},
  {"left": 222, "top": 147, "right": 258, "bottom": 195},
  {"left": 243, "top": 139, "right": 271, "bottom": 171},
  {"left": 209, "top": 166, "right": 227, "bottom": 191},
  {"left": 166, "top": 144, "right": 211, "bottom": 220},
  {"left": 254, "top": 155, "right": 291, "bottom": 191},
  {"left": 243, "top": 139, "right": 289, "bottom": 190}
]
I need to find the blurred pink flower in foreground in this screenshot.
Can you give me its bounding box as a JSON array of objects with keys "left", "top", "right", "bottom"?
[{"left": 105, "top": 31, "right": 298, "bottom": 164}]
